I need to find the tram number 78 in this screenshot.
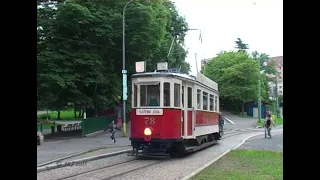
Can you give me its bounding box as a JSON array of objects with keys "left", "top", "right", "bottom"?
[{"left": 144, "top": 117, "right": 155, "bottom": 125}]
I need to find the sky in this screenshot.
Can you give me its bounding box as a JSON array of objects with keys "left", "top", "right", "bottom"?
[{"left": 171, "top": 0, "right": 283, "bottom": 75}]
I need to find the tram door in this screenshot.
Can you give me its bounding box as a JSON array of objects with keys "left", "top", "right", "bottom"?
[
  {"left": 182, "top": 82, "right": 194, "bottom": 138},
  {"left": 182, "top": 83, "right": 186, "bottom": 138}
]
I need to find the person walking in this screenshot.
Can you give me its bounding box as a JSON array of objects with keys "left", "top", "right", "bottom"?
[
  {"left": 109, "top": 121, "right": 121, "bottom": 143},
  {"left": 218, "top": 112, "right": 224, "bottom": 139},
  {"left": 264, "top": 114, "right": 275, "bottom": 139}
]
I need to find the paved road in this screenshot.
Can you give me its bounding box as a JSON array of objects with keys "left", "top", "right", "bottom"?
[
  {"left": 36, "top": 111, "right": 261, "bottom": 165},
  {"left": 222, "top": 111, "right": 258, "bottom": 131},
  {"left": 238, "top": 132, "right": 283, "bottom": 152},
  {"left": 37, "top": 128, "right": 283, "bottom": 180},
  {"left": 37, "top": 127, "right": 131, "bottom": 165}
]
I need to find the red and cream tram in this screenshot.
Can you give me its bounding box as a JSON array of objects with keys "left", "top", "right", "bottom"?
[{"left": 129, "top": 62, "right": 221, "bottom": 157}]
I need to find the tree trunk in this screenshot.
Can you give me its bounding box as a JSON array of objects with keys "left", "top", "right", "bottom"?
[
  {"left": 57, "top": 111, "right": 61, "bottom": 120},
  {"left": 74, "top": 104, "right": 77, "bottom": 118},
  {"left": 241, "top": 103, "right": 245, "bottom": 116},
  {"left": 81, "top": 109, "right": 85, "bottom": 118},
  {"left": 78, "top": 109, "right": 82, "bottom": 118}
]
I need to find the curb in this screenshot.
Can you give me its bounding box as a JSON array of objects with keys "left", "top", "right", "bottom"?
[
  {"left": 37, "top": 144, "right": 129, "bottom": 167},
  {"left": 181, "top": 130, "right": 283, "bottom": 180},
  {"left": 37, "top": 149, "right": 132, "bottom": 173},
  {"left": 37, "top": 146, "right": 108, "bottom": 167}
]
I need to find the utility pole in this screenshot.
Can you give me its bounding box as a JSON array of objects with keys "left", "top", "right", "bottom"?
[
  {"left": 122, "top": 0, "right": 133, "bottom": 137},
  {"left": 275, "top": 72, "right": 280, "bottom": 118},
  {"left": 258, "top": 62, "right": 262, "bottom": 123}
]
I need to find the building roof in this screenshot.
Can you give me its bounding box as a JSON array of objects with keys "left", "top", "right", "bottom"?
[{"left": 268, "top": 56, "right": 283, "bottom": 69}]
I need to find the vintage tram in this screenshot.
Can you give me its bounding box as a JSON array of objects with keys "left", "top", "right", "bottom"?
[{"left": 128, "top": 62, "right": 222, "bottom": 157}]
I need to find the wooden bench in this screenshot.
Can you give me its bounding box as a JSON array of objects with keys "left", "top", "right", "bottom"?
[{"left": 63, "top": 123, "right": 82, "bottom": 132}]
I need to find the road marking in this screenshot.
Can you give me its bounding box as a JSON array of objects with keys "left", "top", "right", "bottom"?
[{"left": 223, "top": 117, "right": 235, "bottom": 124}]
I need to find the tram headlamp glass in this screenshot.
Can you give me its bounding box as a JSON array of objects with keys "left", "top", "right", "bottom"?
[{"left": 144, "top": 128, "right": 152, "bottom": 136}]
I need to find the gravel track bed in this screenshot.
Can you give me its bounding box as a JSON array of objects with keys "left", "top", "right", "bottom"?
[{"left": 38, "top": 129, "right": 282, "bottom": 180}]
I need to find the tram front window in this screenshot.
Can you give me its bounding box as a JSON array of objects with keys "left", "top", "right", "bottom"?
[{"left": 140, "top": 84, "right": 160, "bottom": 107}]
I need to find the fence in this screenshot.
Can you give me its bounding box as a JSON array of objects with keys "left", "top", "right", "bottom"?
[
  {"left": 37, "top": 123, "right": 43, "bottom": 133},
  {"left": 81, "top": 114, "right": 116, "bottom": 137}
]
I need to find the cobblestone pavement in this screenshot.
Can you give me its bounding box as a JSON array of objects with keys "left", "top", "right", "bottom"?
[
  {"left": 37, "top": 127, "right": 131, "bottom": 165},
  {"left": 37, "top": 111, "right": 273, "bottom": 165},
  {"left": 37, "top": 128, "right": 283, "bottom": 180}
]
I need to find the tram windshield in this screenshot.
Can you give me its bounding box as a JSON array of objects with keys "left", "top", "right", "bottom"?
[{"left": 140, "top": 82, "right": 160, "bottom": 107}]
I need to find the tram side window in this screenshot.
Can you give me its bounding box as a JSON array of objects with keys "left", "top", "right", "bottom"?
[
  {"left": 209, "top": 94, "right": 214, "bottom": 111},
  {"left": 197, "top": 89, "right": 201, "bottom": 109},
  {"left": 203, "top": 92, "right": 208, "bottom": 110},
  {"left": 182, "top": 86, "right": 184, "bottom": 107},
  {"left": 214, "top": 96, "right": 218, "bottom": 111},
  {"left": 133, "top": 84, "right": 137, "bottom": 107},
  {"left": 163, "top": 82, "right": 170, "bottom": 107},
  {"left": 187, "top": 87, "right": 192, "bottom": 108},
  {"left": 140, "top": 84, "right": 160, "bottom": 107},
  {"left": 174, "top": 83, "right": 180, "bottom": 107}
]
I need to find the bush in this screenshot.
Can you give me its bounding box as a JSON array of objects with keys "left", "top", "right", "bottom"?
[{"left": 38, "top": 114, "right": 51, "bottom": 120}]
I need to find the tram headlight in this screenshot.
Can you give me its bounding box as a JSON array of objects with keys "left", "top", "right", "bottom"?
[{"left": 144, "top": 127, "right": 152, "bottom": 136}]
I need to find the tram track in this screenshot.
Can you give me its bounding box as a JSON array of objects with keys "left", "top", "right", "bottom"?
[
  {"left": 222, "top": 128, "right": 263, "bottom": 139},
  {"left": 39, "top": 128, "right": 263, "bottom": 180},
  {"left": 54, "top": 158, "right": 165, "bottom": 180}
]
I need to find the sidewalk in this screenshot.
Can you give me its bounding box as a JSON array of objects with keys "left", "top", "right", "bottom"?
[
  {"left": 238, "top": 131, "right": 283, "bottom": 152},
  {"left": 37, "top": 127, "right": 131, "bottom": 165}
]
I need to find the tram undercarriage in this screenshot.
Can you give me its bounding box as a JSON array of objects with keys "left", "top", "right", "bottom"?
[{"left": 128, "top": 132, "right": 221, "bottom": 158}]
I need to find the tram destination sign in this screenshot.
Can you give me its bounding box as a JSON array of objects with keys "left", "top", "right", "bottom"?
[{"left": 136, "top": 109, "right": 163, "bottom": 115}]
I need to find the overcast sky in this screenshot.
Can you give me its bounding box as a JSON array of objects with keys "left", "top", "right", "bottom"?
[{"left": 172, "top": 0, "right": 283, "bottom": 75}]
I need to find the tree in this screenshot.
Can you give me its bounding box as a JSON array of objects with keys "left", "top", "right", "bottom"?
[
  {"left": 251, "top": 51, "right": 279, "bottom": 101},
  {"left": 234, "top": 38, "right": 249, "bottom": 52},
  {"left": 204, "top": 51, "right": 259, "bottom": 114},
  {"left": 37, "top": 0, "right": 190, "bottom": 116}
]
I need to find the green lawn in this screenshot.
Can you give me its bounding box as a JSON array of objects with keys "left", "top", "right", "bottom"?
[
  {"left": 256, "top": 118, "right": 283, "bottom": 127},
  {"left": 37, "top": 110, "right": 81, "bottom": 120},
  {"left": 192, "top": 149, "right": 283, "bottom": 180},
  {"left": 38, "top": 110, "right": 82, "bottom": 130}
]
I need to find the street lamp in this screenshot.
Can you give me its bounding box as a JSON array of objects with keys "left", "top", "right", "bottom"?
[
  {"left": 274, "top": 71, "right": 280, "bottom": 118},
  {"left": 258, "top": 62, "right": 267, "bottom": 123},
  {"left": 122, "top": 0, "right": 133, "bottom": 137}
]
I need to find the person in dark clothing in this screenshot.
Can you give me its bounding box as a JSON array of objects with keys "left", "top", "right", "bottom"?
[
  {"left": 264, "top": 114, "right": 275, "bottom": 139},
  {"left": 218, "top": 113, "right": 224, "bottom": 139},
  {"left": 108, "top": 121, "right": 121, "bottom": 143}
]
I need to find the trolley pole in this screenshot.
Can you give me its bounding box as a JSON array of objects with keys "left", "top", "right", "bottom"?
[{"left": 122, "top": 0, "right": 133, "bottom": 137}]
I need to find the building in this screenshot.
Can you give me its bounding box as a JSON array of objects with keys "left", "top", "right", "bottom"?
[
  {"left": 267, "top": 56, "right": 283, "bottom": 96},
  {"left": 201, "top": 58, "right": 210, "bottom": 70}
]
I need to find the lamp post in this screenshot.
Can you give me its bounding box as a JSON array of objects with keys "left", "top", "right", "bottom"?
[
  {"left": 258, "top": 66, "right": 262, "bottom": 123},
  {"left": 122, "top": 0, "right": 133, "bottom": 137},
  {"left": 275, "top": 71, "right": 280, "bottom": 118},
  {"left": 258, "top": 62, "right": 267, "bottom": 123}
]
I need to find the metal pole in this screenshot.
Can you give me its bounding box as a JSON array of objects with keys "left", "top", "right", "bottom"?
[
  {"left": 122, "top": 0, "right": 133, "bottom": 137},
  {"left": 258, "top": 71, "right": 261, "bottom": 123},
  {"left": 275, "top": 72, "right": 279, "bottom": 118}
]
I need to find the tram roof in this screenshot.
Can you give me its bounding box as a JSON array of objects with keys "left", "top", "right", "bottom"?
[{"left": 132, "top": 72, "right": 218, "bottom": 91}]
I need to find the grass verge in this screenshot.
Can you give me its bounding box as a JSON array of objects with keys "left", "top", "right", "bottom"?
[
  {"left": 191, "top": 149, "right": 283, "bottom": 180},
  {"left": 38, "top": 110, "right": 82, "bottom": 120},
  {"left": 256, "top": 118, "right": 283, "bottom": 127}
]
